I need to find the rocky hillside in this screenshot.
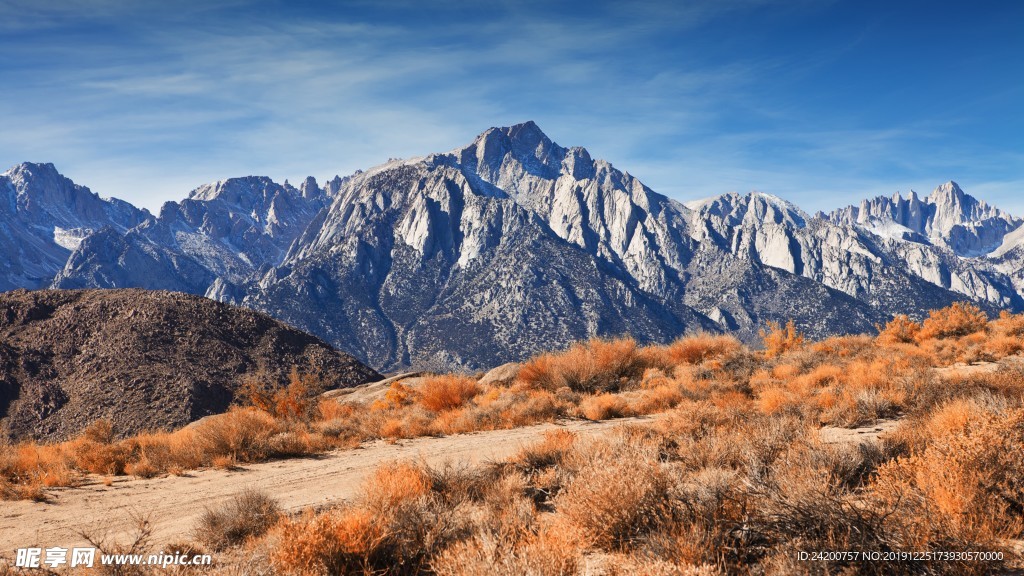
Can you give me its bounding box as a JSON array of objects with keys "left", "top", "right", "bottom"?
[
  {"left": 4, "top": 122, "right": 1024, "bottom": 371},
  {"left": 0, "top": 289, "right": 380, "bottom": 442}
]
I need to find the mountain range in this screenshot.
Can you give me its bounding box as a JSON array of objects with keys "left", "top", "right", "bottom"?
[{"left": 3, "top": 121, "right": 1022, "bottom": 371}]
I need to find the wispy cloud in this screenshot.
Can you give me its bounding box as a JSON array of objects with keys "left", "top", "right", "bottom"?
[{"left": 0, "top": 0, "right": 1020, "bottom": 215}]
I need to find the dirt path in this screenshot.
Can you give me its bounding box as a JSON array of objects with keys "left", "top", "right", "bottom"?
[
  {"left": 1, "top": 417, "right": 652, "bottom": 552},
  {"left": 2, "top": 410, "right": 910, "bottom": 555},
  {"left": 818, "top": 418, "right": 902, "bottom": 446}
]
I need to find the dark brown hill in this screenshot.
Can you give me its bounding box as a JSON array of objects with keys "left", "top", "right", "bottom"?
[{"left": 0, "top": 289, "right": 380, "bottom": 442}]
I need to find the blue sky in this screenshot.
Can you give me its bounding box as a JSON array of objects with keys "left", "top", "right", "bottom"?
[{"left": 1, "top": 0, "right": 1021, "bottom": 214}]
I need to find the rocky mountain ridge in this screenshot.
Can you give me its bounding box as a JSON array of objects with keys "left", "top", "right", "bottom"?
[
  {"left": 4, "top": 122, "right": 1023, "bottom": 371},
  {"left": 827, "top": 182, "right": 1022, "bottom": 257},
  {"left": 0, "top": 163, "right": 147, "bottom": 291}
]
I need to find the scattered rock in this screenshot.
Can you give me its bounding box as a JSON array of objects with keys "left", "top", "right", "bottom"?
[
  {"left": 321, "top": 372, "right": 424, "bottom": 405},
  {"left": 321, "top": 372, "right": 423, "bottom": 399},
  {"left": 479, "top": 362, "right": 521, "bottom": 386}
]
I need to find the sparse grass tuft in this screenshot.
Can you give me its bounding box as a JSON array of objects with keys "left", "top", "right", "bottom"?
[{"left": 194, "top": 488, "right": 281, "bottom": 551}]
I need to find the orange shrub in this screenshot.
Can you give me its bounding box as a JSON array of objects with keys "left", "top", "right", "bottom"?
[
  {"left": 877, "top": 315, "right": 921, "bottom": 344},
  {"left": 379, "top": 418, "right": 407, "bottom": 440},
  {"left": 815, "top": 389, "right": 839, "bottom": 410},
  {"left": 811, "top": 334, "right": 875, "bottom": 357},
  {"left": 800, "top": 364, "right": 844, "bottom": 388},
  {"left": 518, "top": 337, "right": 645, "bottom": 393},
  {"left": 273, "top": 368, "right": 322, "bottom": 420},
  {"left": 190, "top": 407, "right": 280, "bottom": 462},
  {"left": 924, "top": 398, "right": 990, "bottom": 440},
  {"left": 271, "top": 508, "right": 385, "bottom": 575},
  {"left": 986, "top": 334, "right": 1024, "bottom": 358},
  {"left": 647, "top": 333, "right": 742, "bottom": 366},
  {"left": 430, "top": 407, "right": 472, "bottom": 435},
  {"left": 710, "top": 390, "right": 751, "bottom": 411},
  {"left": 3, "top": 444, "right": 75, "bottom": 489},
  {"left": 363, "top": 462, "right": 432, "bottom": 511},
  {"left": 554, "top": 448, "right": 670, "bottom": 550},
  {"left": 771, "top": 363, "right": 802, "bottom": 381},
  {"left": 237, "top": 367, "right": 323, "bottom": 419},
  {"left": 427, "top": 387, "right": 567, "bottom": 435},
  {"left": 630, "top": 385, "right": 684, "bottom": 414},
  {"left": 992, "top": 310, "right": 1024, "bottom": 335},
  {"left": 511, "top": 429, "right": 578, "bottom": 472},
  {"left": 756, "top": 387, "right": 794, "bottom": 415},
  {"left": 841, "top": 358, "right": 890, "bottom": 392},
  {"left": 317, "top": 399, "right": 356, "bottom": 421},
  {"left": 749, "top": 368, "right": 777, "bottom": 393},
  {"left": 760, "top": 320, "right": 804, "bottom": 358},
  {"left": 986, "top": 310, "right": 1024, "bottom": 359},
  {"left": 516, "top": 353, "right": 559, "bottom": 389},
  {"left": 579, "top": 393, "right": 631, "bottom": 420},
  {"left": 372, "top": 381, "right": 416, "bottom": 412},
  {"left": 916, "top": 302, "right": 988, "bottom": 341},
  {"left": 432, "top": 525, "right": 582, "bottom": 576},
  {"left": 873, "top": 407, "right": 1024, "bottom": 544},
  {"left": 67, "top": 441, "right": 129, "bottom": 476},
  {"left": 639, "top": 368, "right": 671, "bottom": 389},
  {"left": 418, "top": 375, "right": 480, "bottom": 412}
]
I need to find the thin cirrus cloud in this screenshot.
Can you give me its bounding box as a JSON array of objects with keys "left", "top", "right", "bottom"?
[{"left": 0, "top": 0, "right": 1020, "bottom": 215}]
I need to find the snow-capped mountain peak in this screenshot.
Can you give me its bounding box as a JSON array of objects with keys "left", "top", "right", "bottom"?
[
  {"left": 5, "top": 124, "right": 1024, "bottom": 373},
  {"left": 0, "top": 162, "right": 148, "bottom": 289},
  {"left": 829, "top": 181, "right": 1022, "bottom": 256}
]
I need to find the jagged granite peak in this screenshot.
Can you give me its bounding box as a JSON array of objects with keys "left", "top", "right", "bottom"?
[
  {"left": 829, "top": 181, "right": 1022, "bottom": 256},
  {"left": 52, "top": 227, "right": 217, "bottom": 292},
  {"left": 181, "top": 176, "right": 329, "bottom": 249},
  {"left": 685, "top": 192, "right": 810, "bottom": 275},
  {"left": 287, "top": 122, "right": 697, "bottom": 303},
  {"left": 55, "top": 173, "right": 333, "bottom": 294},
  {"left": 2, "top": 163, "right": 146, "bottom": 229},
  {"left": 680, "top": 186, "right": 1022, "bottom": 311},
  {"left": 249, "top": 122, "right": 724, "bottom": 370},
  {"left": 248, "top": 122, "right": 947, "bottom": 371},
  {"left": 464, "top": 120, "right": 566, "bottom": 184},
  {"left": 0, "top": 163, "right": 149, "bottom": 290},
  {"left": 300, "top": 176, "right": 319, "bottom": 199},
  {"left": 687, "top": 192, "right": 809, "bottom": 230}
]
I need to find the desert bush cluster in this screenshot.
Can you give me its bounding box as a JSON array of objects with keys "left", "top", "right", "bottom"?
[
  {"left": 225, "top": 396, "right": 1020, "bottom": 575},
  {"left": 4, "top": 302, "right": 1024, "bottom": 502},
  {"left": 3, "top": 302, "right": 1024, "bottom": 573},
  {"left": 0, "top": 330, "right": 751, "bottom": 499}
]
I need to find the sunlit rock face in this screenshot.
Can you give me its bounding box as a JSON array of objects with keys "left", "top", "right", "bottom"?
[{"left": 7, "top": 123, "right": 1024, "bottom": 371}]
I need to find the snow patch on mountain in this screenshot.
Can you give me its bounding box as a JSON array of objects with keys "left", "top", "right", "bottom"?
[{"left": 52, "top": 227, "right": 91, "bottom": 251}]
